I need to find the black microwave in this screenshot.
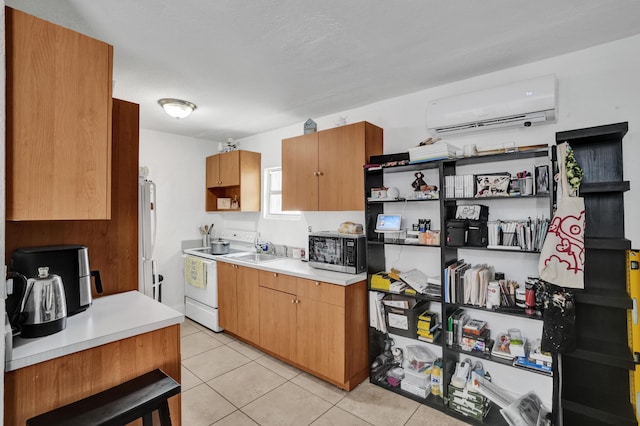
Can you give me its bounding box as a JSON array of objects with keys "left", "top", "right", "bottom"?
[{"left": 308, "top": 232, "right": 366, "bottom": 274}]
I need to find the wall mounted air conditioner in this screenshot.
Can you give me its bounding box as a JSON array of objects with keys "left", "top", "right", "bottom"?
[{"left": 426, "top": 74, "right": 558, "bottom": 136}]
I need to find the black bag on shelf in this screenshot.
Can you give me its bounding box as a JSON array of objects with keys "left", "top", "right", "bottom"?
[
  {"left": 540, "top": 282, "right": 576, "bottom": 353},
  {"left": 467, "top": 220, "right": 488, "bottom": 247},
  {"left": 446, "top": 220, "right": 468, "bottom": 247}
]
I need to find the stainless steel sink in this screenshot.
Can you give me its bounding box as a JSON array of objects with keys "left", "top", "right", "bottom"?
[{"left": 225, "top": 253, "right": 281, "bottom": 263}]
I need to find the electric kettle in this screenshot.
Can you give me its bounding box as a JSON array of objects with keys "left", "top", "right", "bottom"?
[{"left": 7, "top": 267, "right": 67, "bottom": 338}]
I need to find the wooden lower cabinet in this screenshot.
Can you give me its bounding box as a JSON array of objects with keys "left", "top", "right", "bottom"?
[
  {"left": 295, "top": 293, "right": 346, "bottom": 383},
  {"left": 254, "top": 269, "right": 368, "bottom": 391},
  {"left": 4, "top": 325, "right": 181, "bottom": 426},
  {"left": 218, "top": 262, "right": 259, "bottom": 344}
]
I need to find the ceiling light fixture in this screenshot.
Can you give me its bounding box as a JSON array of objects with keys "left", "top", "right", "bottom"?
[{"left": 158, "top": 98, "right": 197, "bottom": 119}]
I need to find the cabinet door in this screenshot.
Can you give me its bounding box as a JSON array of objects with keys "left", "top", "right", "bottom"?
[
  {"left": 282, "top": 133, "right": 319, "bottom": 211},
  {"left": 217, "top": 262, "right": 238, "bottom": 334},
  {"left": 236, "top": 265, "right": 260, "bottom": 343},
  {"left": 6, "top": 7, "right": 113, "bottom": 220},
  {"left": 296, "top": 295, "right": 346, "bottom": 383},
  {"left": 318, "top": 123, "right": 367, "bottom": 211},
  {"left": 219, "top": 151, "right": 240, "bottom": 187},
  {"left": 206, "top": 155, "right": 220, "bottom": 188},
  {"left": 259, "top": 287, "right": 297, "bottom": 360}
]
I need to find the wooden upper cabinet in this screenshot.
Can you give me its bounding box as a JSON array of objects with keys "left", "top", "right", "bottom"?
[
  {"left": 5, "top": 7, "right": 114, "bottom": 220},
  {"left": 281, "top": 121, "right": 383, "bottom": 211},
  {"left": 207, "top": 150, "right": 240, "bottom": 187},
  {"left": 206, "top": 150, "right": 261, "bottom": 212},
  {"left": 282, "top": 133, "right": 319, "bottom": 211}
]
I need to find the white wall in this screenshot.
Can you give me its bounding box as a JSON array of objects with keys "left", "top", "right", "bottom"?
[{"left": 139, "top": 130, "right": 226, "bottom": 312}]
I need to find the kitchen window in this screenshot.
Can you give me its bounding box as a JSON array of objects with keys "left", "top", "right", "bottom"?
[{"left": 263, "top": 167, "right": 300, "bottom": 219}]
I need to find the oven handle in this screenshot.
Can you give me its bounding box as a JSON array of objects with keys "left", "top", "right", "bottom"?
[{"left": 182, "top": 254, "right": 216, "bottom": 265}]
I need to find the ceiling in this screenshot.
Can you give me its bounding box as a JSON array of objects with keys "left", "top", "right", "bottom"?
[{"left": 8, "top": 0, "right": 640, "bottom": 141}]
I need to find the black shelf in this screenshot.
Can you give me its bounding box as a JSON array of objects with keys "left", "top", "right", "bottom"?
[
  {"left": 368, "top": 286, "right": 442, "bottom": 305},
  {"left": 371, "top": 378, "right": 508, "bottom": 426},
  {"left": 366, "top": 161, "right": 440, "bottom": 174},
  {"left": 562, "top": 394, "right": 637, "bottom": 426},
  {"left": 447, "top": 245, "right": 542, "bottom": 254},
  {"left": 556, "top": 122, "right": 628, "bottom": 145},
  {"left": 445, "top": 302, "right": 543, "bottom": 321},
  {"left": 573, "top": 289, "right": 633, "bottom": 309},
  {"left": 445, "top": 148, "right": 549, "bottom": 166},
  {"left": 370, "top": 378, "right": 445, "bottom": 408},
  {"left": 365, "top": 146, "right": 556, "bottom": 426},
  {"left": 366, "top": 197, "right": 440, "bottom": 204},
  {"left": 445, "top": 193, "right": 550, "bottom": 201},
  {"left": 446, "top": 345, "right": 553, "bottom": 377},
  {"left": 565, "top": 336, "right": 636, "bottom": 370},
  {"left": 367, "top": 239, "right": 440, "bottom": 248},
  {"left": 584, "top": 237, "right": 632, "bottom": 250},
  {"left": 580, "top": 181, "right": 630, "bottom": 194}
]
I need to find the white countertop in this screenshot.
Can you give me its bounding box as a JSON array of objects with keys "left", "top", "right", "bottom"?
[
  {"left": 215, "top": 256, "right": 367, "bottom": 286},
  {"left": 6, "top": 291, "right": 184, "bottom": 371}
]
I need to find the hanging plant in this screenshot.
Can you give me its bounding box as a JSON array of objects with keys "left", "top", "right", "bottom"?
[{"left": 565, "top": 145, "right": 584, "bottom": 191}]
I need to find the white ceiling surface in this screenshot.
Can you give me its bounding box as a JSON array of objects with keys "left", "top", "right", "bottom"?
[{"left": 8, "top": 0, "right": 640, "bottom": 141}]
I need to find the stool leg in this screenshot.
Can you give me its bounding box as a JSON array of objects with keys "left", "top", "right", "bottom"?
[{"left": 158, "top": 400, "right": 172, "bottom": 426}]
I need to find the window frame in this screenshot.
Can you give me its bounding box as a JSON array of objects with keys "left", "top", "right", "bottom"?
[{"left": 263, "top": 166, "right": 300, "bottom": 220}]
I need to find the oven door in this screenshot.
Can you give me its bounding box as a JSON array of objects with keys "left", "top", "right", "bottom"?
[{"left": 184, "top": 255, "right": 217, "bottom": 308}]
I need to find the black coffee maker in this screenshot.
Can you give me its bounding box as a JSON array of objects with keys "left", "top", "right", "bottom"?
[{"left": 9, "top": 245, "right": 103, "bottom": 319}]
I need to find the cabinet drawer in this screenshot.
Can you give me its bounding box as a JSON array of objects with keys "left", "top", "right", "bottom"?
[
  {"left": 258, "top": 270, "right": 297, "bottom": 294},
  {"left": 296, "top": 278, "right": 345, "bottom": 307}
]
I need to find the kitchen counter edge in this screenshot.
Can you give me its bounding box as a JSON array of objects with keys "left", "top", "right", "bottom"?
[
  {"left": 215, "top": 256, "right": 366, "bottom": 286},
  {"left": 6, "top": 291, "right": 184, "bottom": 371}
]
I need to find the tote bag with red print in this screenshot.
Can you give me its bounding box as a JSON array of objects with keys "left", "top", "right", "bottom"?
[{"left": 538, "top": 142, "right": 585, "bottom": 289}]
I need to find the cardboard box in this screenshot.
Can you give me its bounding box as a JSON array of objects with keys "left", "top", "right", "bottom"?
[
  {"left": 403, "top": 367, "right": 431, "bottom": 388},
  {"left": 400, "top": 380, "right": 430, "bottom": 399},
  {"left": 384, "top": 300, "right": 429, "bottom": 338}
]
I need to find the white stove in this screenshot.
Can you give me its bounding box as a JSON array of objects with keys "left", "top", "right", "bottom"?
[{"left": 183, "top": 230, "right": 256, "bottom": 332}]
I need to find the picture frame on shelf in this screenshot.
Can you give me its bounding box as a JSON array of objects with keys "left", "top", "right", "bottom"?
[
  {"left": 535, "top": 165, "right": 550, "bottom": 194},
  {"left": 475, "top": 174, "right": 510, "bottom": 197}
]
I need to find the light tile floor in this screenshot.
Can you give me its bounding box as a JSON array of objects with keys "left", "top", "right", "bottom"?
[{"left": 180, "top": 319, "right": 467, "bottom": 426}]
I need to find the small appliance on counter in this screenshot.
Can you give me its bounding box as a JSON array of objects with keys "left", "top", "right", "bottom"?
[
  {"left": 308, "top": 231, "right": 366, "bottom": 274},
  {"left": 10, "top": 245, "right": 103, "bottom": 317},
  {"left": 6, "top": 267, "right": 67, "bottom": 338}
]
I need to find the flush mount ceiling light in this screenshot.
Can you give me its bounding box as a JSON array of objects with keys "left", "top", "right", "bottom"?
[{"left": 158, "top": 98, "right": 197, "bottom": 119}]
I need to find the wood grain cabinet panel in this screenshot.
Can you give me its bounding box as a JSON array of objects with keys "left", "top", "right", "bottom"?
[
  {"left": 281, "top": 121, "right": 383, "bottom": 211},
  {"left": 295, "top": 292, "right": 346, "bottom": 383},
  {"left": 218, "top": 261, "right": 238, "bottom": 335},
  {"left": 5, "top": 7, "right": 113, "bottom": 220},
  {"left": 259, "top": 286, "right": 297, "bottom": 361},
  {"left": 205, "top": 150, "right": 261, "bottom": 212},
  {"left": 4, "top": 325, "right": 181, "bottom": 426},
  {"left": 217, "top": 263, "right": 259, "bottom": 344}
]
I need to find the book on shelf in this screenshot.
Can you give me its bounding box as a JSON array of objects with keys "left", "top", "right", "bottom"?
[
  {"left": 462, "top": 319, "right": 488, "bottom": 336},
  {"left": 417, "top": 329, "right": 441, "bottom": 343},
  {"left": 513, "top": 356, "right": 553, "bottom": 376}
]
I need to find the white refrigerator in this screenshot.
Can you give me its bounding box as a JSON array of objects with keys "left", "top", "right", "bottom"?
[{"left": 139, "top": 172, "right": 160, "bottom": 301}]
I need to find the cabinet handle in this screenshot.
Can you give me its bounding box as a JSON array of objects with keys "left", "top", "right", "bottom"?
[
  {"left": 317, "top": 171, "right": 323, "bottom": 176},
  {"left": 313, "top": 171, "right": 318, "bottom": 176},
  {"left": 315, "top": 282, "right": 320, "bottom": 286},
  {"left": 295, "top": 299, "right": 300, "bottom": 304},
  {"left": 291, "top": 299, "right": 295, "bottom": 303},
  {"left": 273, "top": 273, "right": 278, "bottom": 277}
]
